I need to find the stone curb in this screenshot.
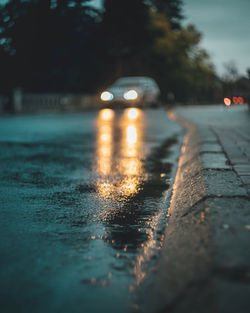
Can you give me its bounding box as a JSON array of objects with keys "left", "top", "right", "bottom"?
[{"left": 145, "top": 110, "right": 250, "bottom": 313}]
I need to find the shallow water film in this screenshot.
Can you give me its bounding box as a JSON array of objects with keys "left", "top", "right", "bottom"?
[{"left": 0, "top": 108, "right": 183, "bottom": 313}]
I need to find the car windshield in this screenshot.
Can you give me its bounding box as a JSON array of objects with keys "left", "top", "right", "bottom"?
[{"left": 112, "top": 78, "right": 147, "bottom": 87}]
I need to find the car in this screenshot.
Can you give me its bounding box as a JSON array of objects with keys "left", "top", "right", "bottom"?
[{"left": 100, "top": 76, "right": 160, "bottom": 107}]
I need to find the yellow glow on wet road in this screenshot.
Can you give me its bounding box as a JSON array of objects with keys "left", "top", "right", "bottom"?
[
  {"left": 95, "top": 108, "right": 144, "bottom": 198},
  {"left": 118, "top": 108, "right": 143, "bottom": 197},
  {"left": 120, "top": 158, "right": 141, "bottom": 176},
  {"left": 126, "top": 125, "right": 137, "bottom": 144},
  {"left": 100, "top": 108, "right": 114, "bottom": 121},
  {"left": 127, "top": 108, "right": 139, "bottom": 119},
  {"left": 95, "top": 108, "right": 165, "bottom": 290},
  {"left": 96, "top": 109, "right": 114, "bottom": 176}
]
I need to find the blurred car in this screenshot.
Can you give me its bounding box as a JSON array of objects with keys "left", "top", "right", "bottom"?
[{"left": 100, "top": 76, "right": 160, "bottom": 107}]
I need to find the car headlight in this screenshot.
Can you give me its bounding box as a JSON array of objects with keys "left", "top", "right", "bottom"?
[
  {"left": 100, "top": 91, "right": 114, "bottom": 101},
  {"left": 123, "top": 90, "right": 138, "bottom": 100}
]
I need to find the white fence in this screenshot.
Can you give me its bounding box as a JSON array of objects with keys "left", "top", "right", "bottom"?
[
  {"left": 0, "top": 90, "right": 101, "bottom": 114},
  {"left": 20, "top": 93, "right": 100, "bottom": 112},
  {"left": 0, "top": 95, "right": 8, "bottom": 113}
]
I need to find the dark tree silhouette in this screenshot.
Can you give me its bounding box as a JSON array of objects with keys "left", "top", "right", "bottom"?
[
  {"left": 0, "top": 0, "right": 100, "bottom": 93},
  {"left": 100, "top": 0, "right": 152, "bottom": 80},
  {"left": 149, "top": 0, "right": 183, "bottom": 29}
]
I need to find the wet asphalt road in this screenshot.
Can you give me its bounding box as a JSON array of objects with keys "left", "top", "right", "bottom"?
[{"left": 0, "top": 108, "right": 183, "bottom": 313}]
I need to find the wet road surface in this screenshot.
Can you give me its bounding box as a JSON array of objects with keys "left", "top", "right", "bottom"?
[{"left": 0, "top": 108, "right": 183, "bottom": 313}]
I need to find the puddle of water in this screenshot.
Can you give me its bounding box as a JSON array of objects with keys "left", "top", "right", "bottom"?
[{"left": 87, "top": 108, "right": 177, "bottom": 310}]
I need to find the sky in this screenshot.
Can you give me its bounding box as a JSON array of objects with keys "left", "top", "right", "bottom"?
[{"left": 183, "top": 0, "right": 250, "bottom": 76}]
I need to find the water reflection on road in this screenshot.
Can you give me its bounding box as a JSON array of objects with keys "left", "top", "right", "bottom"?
[
  {"left": 0, "top": 109, "right": 182, "bottom": 313},
  {"left": 94, "top": 108, "right": 172, "bottom": 296},
  {"left": 95, "top": 108, "right": 144, "bottom": 201}
]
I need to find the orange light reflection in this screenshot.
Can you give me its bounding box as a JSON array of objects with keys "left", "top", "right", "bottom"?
[
  {"left": 95, "top": 108, "right": 144, "bottom": 199},
  {"left": 100, "top": 108, "right": 114, "bottom": 121},
  {"left": 127, "top": 108, "right": 139, "bottom": 119},
  {"left": 119, "top": 108, "right": 143, "bottom": 198},
  {"left": 95, "top": 108, "right": 167, "bottom": 290},
  {"left": 96, "top": 109, "right": 114, "bottom": 176},
  {"left": 126, "top": 125, "right": 137, "bottom": 144}
]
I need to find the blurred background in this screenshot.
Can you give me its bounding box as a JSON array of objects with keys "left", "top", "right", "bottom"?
[{"left": 0, "top": 0, "right": 249, "bottom": 112}]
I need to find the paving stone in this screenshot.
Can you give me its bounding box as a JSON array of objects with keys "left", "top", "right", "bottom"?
[
  {"left": 204, "top": 170, "right": 247, "bottom": 196},
  {"left": 201, "top": 143, "right": 223, "bottom": 153},
  {"left": 199, "top": 128, "right": 218, "bottom": 142},
  {"left": 211, "top": 126, "right": 250, "bottom": 194},
  {"left": 229, "top": 157, "right": 249, "bottom": 165},
  {"left": 239, "top": 176, "right": 250, "bottom": 184},
  {"left": 202, "top": 153, "right": 231, "bottom": 169},
  {"left": 209, "top": 197, "right": 250, "bottom": 268},
  {"left": 234, "top": 165, "right": 250, "bottom": 176}
]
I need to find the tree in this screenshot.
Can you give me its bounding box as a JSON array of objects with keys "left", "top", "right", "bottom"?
[
  {"left": 148, "top": 0, "right": 183, "bottom": 29},
  {"left": 222, "top": 60, "right": 239, "bottom": 84},
  {"left": 148, "top": 11, "right": 216, "bottom": 102},
  {"left": 0, "top": 0, "right": 100, "bottom": 92},
  {"left": 247, "top": 68, "right": 250, "bottom": 81},
  {"left": 100, "top": 0, "right": 152, "bottom": 80}
]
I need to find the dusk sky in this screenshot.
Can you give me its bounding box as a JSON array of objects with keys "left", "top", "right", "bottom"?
[{"left": 183, "top": 0, "right": 250, "bottom": 76}]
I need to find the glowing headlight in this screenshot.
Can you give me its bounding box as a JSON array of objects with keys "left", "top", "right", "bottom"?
[
  {"left": 100, "top": 91, "right": 114, "bottom": 101},
  {"left": 123, "top": 90, "right": 138, "bottom": 100}
]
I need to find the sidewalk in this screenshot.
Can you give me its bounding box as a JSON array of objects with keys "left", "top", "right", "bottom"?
[
  {"left": 146, "top": 105, "right": 250, "bottom": 313},
  {"left": 212, "top": 126, "right": 250, "bottom": 195}
]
